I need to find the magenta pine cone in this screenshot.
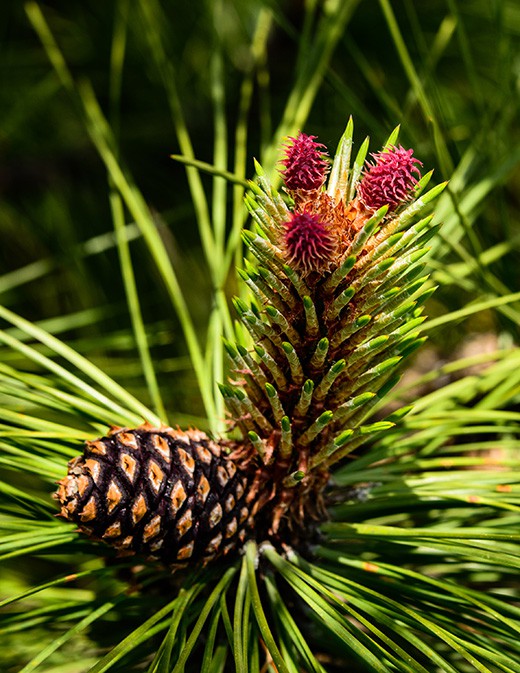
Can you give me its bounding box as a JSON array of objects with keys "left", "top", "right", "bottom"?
[
  {"left": 357, "top": 145, "right": 423, "bottom": 212},
  {"left": 284, "top": 212, "right": 335, "bottom": 273},
  {"left": 280, "top": 133, "right": 330, "bottom": 192}
]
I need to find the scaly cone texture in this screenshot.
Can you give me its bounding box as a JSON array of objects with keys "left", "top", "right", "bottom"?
[
  {"left": 55, "top": 425, "right": 251, "bottom": 569},
  {"left": 56, "top": 120, "right": 446, "bottom": 568}
]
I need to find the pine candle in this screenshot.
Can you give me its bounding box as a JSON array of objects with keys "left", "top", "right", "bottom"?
[{"left": 56, "top": 121, "right": 445, "bottom": 570}]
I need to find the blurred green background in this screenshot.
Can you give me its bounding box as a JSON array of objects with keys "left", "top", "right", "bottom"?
[
  {"left": 1, "top": 0, "right": 519, "bottom": 423},
  {"left": 1, "top": 3, "right": 520, "bottom": 671}
]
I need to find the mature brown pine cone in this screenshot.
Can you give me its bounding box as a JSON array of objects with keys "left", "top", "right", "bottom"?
[{"left": 55, "top": 424, "right": 252, "bottom": 569}]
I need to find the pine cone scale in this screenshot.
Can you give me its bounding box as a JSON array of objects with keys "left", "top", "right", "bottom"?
[{"left": 56, "top": 426, "right": 253, "bottom": 567}]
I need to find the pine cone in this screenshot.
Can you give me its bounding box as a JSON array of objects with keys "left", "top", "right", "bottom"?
[
  {"left": 55, "top": 425, "right": 252, "bottom": 569},
  {"left": 55, "top": 121, "right": 446, "bottom": 569}
]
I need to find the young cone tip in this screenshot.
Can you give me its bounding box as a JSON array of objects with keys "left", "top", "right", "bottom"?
[
  {"left": 276, "top": 133, "right": 428, "bottom": 276},
  {"left": 284, "top": 211, "right": 335, "bottom": 274},
  {"left": 279, "top": 132, "right": 330, "bottom": 192},
  {"left": 357, "top": 145, "right": 423, "bottom": 212}
]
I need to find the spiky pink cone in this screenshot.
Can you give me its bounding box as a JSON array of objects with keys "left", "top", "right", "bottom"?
[
  {"left": 357, "top": 145, "right": 422, "bottom": 212},
  {"left": 284, "top": 212, "right": 335, "bottom": 274},
  {"left": 280, "top": 133, "right": 330, "bottom": 192}
]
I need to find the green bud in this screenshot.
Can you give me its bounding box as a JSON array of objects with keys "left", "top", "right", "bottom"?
[
  {"left": 360, "top": 421, "right": 395, "bottom": 435},
  {"left": 334, "top": 429, "right": 355, "bottom": 447},
  {"left": 265, "top": 382, "right": 277, "bottom": 398},
  {"left": 317, "top": 411, "right": 334, "bottom": 426},
  {"left": 281, "top": 416, "right": 291, "bottom": 432},
  {"left": 355, "top": 315, "right": 371, "bottom": 328}
]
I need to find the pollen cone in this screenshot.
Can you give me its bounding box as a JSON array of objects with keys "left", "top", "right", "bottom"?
[{"left": 55, "top": 425, "right": 252, "bottom": 569}]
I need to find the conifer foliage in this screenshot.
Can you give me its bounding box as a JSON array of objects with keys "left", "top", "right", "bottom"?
[
  {"left": 4, "top": 4, "right": 519, "bottom": 670},
  {"left": 56, "top": 121, "right": 446, "bottom": 565}
]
